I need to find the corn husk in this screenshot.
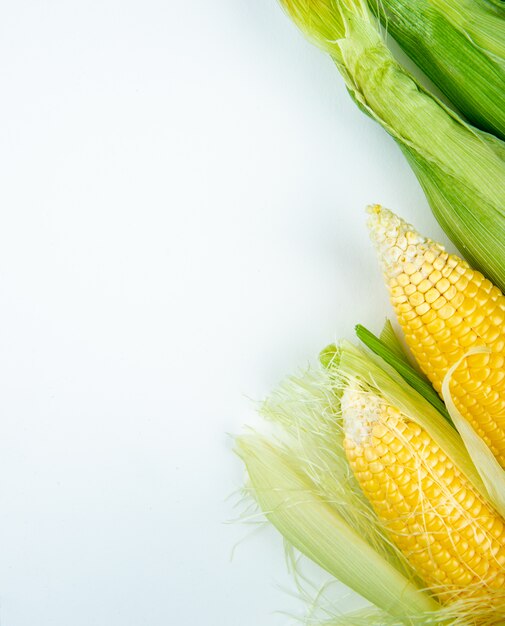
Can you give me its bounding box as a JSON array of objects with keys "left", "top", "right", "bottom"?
[
  {"left": 235, "top": 436, "right": 439, "bottom": 618},
  {"left": 368, "top": 0, "right": 505, "bottom": 140},
  {"left": 278, "top": 0, "right": 505, "bottom": 293}
]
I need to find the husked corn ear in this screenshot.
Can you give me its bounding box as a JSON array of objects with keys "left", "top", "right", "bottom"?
[
  {"left": 342, "top": 383, "right": 505, "bottom": 602},
  {"left": 368, "top": 205, "right": 505, "bottom": 467}
]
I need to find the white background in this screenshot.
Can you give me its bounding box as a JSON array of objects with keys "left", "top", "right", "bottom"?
[{"left": 0, "top": 1, "right": 454, "bottom": 625}]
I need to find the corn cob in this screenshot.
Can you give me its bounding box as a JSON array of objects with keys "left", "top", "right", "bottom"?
[
  {"left": 368, "top": 206, "right": 505, "bottom": 468},
  {"left": 342, "top": 381, "right": 505, "bottom": 603}
]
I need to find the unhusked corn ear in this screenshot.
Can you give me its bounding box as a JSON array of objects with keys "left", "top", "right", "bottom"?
[
  {"left": 279, "top": 0, "right": 505, "bottom": 294},
  {"left": 342, "top": 383, "right": 505, "bottom": 603},
  {"left": 367, "top": 205, "right": 505, "bottom": 467}
]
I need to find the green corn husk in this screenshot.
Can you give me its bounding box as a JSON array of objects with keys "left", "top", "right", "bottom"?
[
  {"left": 236, "top": 343, "right": 505, "bottom": 624},
  {"left": 355, "top": 323, "right": 452, "bottom": 423},
  {"left": 278, "top": 0, "right": 505, "bottom": 293},
  {"left": 367, "top": 0, "right": 505, "bottom": 140}
]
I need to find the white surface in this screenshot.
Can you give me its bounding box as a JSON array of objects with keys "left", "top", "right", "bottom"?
[{"left": 0, "top": 1, "right": 454, "bottom": 625}]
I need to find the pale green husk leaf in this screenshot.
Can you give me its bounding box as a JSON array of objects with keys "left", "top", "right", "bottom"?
[
  {"left": 441, "top": 348, "right": 505, "bottom": 518},
  {"left": 378, "top": 319, "right": 408, "bottom": 364},
  {"left": 236, "top": 434, "right": 439, "bottom": 618}
]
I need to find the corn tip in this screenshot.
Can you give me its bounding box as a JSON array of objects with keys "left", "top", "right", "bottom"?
[{"left": 366, "top": 206, "right": 445, "bottom": 280}]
